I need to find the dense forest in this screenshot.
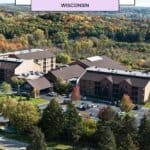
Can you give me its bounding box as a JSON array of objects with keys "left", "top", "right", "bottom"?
[{"left": 0, "top": 5, "right": 150, "bottom": 71}]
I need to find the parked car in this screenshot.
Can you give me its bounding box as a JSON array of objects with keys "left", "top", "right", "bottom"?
[
  {"left": 19, "top": 148, "right": 26, "bottom": 150},
  {"left": 133, "top": 105, "right": 139, "bottom": 110},
  {"left": 47, "top": 92, "right": 57, "bottom": 97},
  {"left": 63, "top": 99, "right": 71, "bottom": 104},
  {"left": 77, "top": 102, "right": 90, "bottom": 111},
  {"left": 81, "top": 96, "right": 87, "bottom": 101}
]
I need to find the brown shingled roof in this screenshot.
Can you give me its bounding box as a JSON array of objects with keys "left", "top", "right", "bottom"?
[
  {"left": 26, "top": 77, "right": 52, "bottom": 91},
  {"left": 49, "top": 64, "right": 85, "bottom": 81},
  {"left": 81, "top": 71, "right": 150, "bottom": 88},
  {"left": 14, "top": 50, "right": 54, "bottom": 60},
  {"left": 0, "top": 60, "right": 21, "bottom": 70},
  {"left": 78, "top": 56, "right": 127, "bottom": 70}
]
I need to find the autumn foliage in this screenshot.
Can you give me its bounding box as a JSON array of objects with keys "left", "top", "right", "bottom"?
[
  {"left": 120, "top": 94, "right": 134, "bottom": 112},
  {"left": 0, "top": 39, "right": 24, "bottom": 52},
  {"left": 71, "top": 85, "right": 81, "bottom": 101},
  {"left": 98, "top": 106, "right": 115, "bottom": 121}
]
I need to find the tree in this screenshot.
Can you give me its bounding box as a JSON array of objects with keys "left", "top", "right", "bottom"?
[
  {"left": 81, "top": 119, "right": 96, "bottom": 144},
  {"left": 33, "top": 29, "right": 45, "bottom": 41},
  {"left": 121, "top": 115, "right": 138, "bottom": 142},
  {"left": 0, "top": 82, "right": 12, "bottom": 95},
  {"left": 54, "top": 31, "right": 68, "bottom": 44},
  {"left": 120, "top": 94, "right": 134, "bottom": 112},
  {"left": 98, "top": 106, "right": 115, "bottom": 122},
  {"left": 12, "top": 101, "right": 40, "bottom": 131},
  {"left": 63, "top": 102, "right": 82, "bottom": 144},
  {"left": 0, "top": 100, "right": 40, "bottom": 131},
  {"left": 139, "top": 115, "right": 150, "bottom": 150},
  {"left": 110, "top": 113, "right": 138, "bottom": 149},
  {"left": 71, "top": 85, "right": 81, "bottom": 101},
  {"left": 112, "top": 114, "right": 138, "bottom": 149},
  {"left": 56, "top": 53, "right": 71, "bottom": 64},
  {"left": 11, "top": 76, "right": 24, "bottom": 95},
  {"left": 11, "top": 76, "right": 24, "bottom": 86},
  {"left": 40, "top": 98, "right": 64, "bottom": 140},
  {"left": 0, "top": 99, "right": 17, "bottom": 119},
  {"left": 27, "top": 127, "right": 47, "bottom": 150},
  {"left": 55, "top": 78, "right": 71, "bottom": 94},
  {"left": 29, "top": 29, "right": 47, "bottom": 47},
  {"left": 95, "top": 125, "right": 116, "bottom": 150},
  {"left": 119, "top": 134, "right": 138, "bottom": 150}
]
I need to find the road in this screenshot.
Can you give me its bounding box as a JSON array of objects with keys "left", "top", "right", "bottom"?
[{"left": 0, "top": 136, "right": 28, "bottom": 150}]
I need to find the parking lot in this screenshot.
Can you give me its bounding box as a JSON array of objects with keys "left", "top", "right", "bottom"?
[{"left": 39, "top": 93, "right": 149, "bottom": 125}]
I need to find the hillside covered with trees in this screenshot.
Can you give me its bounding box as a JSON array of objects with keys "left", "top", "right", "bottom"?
[{"left": 0, "top": 6, "right": 150, "bottom": 71}]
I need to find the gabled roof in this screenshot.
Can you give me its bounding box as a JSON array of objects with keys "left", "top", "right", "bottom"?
[
  {"left": 0, "top": 59, "right": 21, "bottom": 70},
  {"left": 26, "top": 77, "right": 52, "bottom": 91},
  {"left": 78, "top": 56, "right": 127, "bottom": 70},
  {"left": 49, "top": 64, "right": 85, "bottom": 81},
  {"left": 15, "top": 60, "right": 42, "bottom": 75},
  {"left": 12, "top": 50, "right": 54, "bottom": 60}
]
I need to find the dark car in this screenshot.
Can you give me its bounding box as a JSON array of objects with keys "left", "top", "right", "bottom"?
[{"left": 133, "top": 105, "right": 139, "bottom": 110}]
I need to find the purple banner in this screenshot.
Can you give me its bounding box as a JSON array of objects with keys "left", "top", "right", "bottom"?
[{"left": 32, "top": 0, "right": 119, "bottom": 11}]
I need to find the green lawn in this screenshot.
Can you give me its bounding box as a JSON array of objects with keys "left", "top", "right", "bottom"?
[
  {"left": 0, "top": 129, "right": 73, "bottom": 150},
  {"left": 144, "top": 103, "right": 150, "bottom": 109},
  {"left": 0, "top": 129, "right": 30, "bottom": 143},
  {"left": 0, "top": 95, "right": 48, "bottom": 106},
  {"left": 47, "top": 143, "right": 72, "bottom": 150}
]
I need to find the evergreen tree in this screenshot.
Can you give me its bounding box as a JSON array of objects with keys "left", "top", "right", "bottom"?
[
  {"left": 40, "top": 98, "right": 64, "bottom": 140},
  {"left": 63, "top": 102, "right": 82, "bottom": 144},
  {"left": 111, "top": 114, "right": 138, "bottom": 148},
  {"left": 27, "top": 127, "right": 47, "bottom": 150},
  {"left": 116, "top": 115, "right": 138, "bottom": 147},
  {"left": 119, "top": 134, "right": 138, "bottom": 150},
  {"left": 121, "top": 115, "right": 137, "bottom": 139},
  {"left": 95, "top": 125, "right": 116, "bottom": 150},
  {"left": 139, "top": 115, "right": 150, "bottom": 150}
]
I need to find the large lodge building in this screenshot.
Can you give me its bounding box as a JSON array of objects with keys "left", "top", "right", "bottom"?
[
  {"left": 79, "top": 66, "right": 150, "bottom": 104},
  {"left": 0, "top": 50, "right": 149, "bottom": 104}
]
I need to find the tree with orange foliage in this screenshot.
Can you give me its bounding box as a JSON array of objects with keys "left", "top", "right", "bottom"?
[
  {"left": 0, "top": 39, "right": 24, "bottom": 52},
  {"left": 120, "top": 94, "right": 134, "bottom": 112},
  {"left": 71, "top": 85, "right": 81, "bottom": 101}
]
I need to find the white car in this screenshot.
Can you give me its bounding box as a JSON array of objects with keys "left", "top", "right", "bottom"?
[{"left": 47, "top": 92, "right": 57, "bottom": 97}]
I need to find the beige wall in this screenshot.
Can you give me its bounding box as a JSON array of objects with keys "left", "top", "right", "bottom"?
[
  {"left": 35, "top": 57, "right": 56, "bottom": 73},
  {"left": 15, "top": 60, "right": 42, "bottom": 75},
  {"left": 144, "top": 81, "right": 150, "bottom": 102}
]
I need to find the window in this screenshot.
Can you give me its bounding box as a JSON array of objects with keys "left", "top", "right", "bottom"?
[
  {"left": 0, "top": 69, "right": 5, "bottom": 82},
  {"left": 99, "top": 84, "right": 110, "bottom": 99},
  {"left": 95, "top": 82, "right": 100, "bottom": 96},
  {"left": 131, "top": 87, "right": 138, "bottom": 103},
  {"left": 80, "top": 80, "right": 87, "bottom": 95},
  {"left": 113, "top": 84, "right": 119, "bottom": 99}
]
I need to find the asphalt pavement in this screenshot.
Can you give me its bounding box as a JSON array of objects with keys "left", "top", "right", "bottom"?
[
  {"left": 39, "top": 94, "right": 149, "bottom": 125},
  {"left": 0, "top": 136, "right": 28, "bottom": 150}
]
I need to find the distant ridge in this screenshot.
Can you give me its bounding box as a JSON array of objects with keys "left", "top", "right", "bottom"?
[{"left": 0, "top": 4, "right": 149, "bottom": 19}]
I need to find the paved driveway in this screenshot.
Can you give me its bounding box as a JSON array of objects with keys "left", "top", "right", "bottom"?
[{"left": 0, "top": 136, "right": 28, "bottom": 150}]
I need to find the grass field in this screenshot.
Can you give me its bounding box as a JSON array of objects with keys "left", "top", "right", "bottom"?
[
  {"left": 144, "top": 102, "right": 150, "bottom": 109},
  {"left": 0, "top": 129, "right": 73, "bottom": 150},
  {"left": 47, "top": 143, "right": 72, "bottom": 150},
  {"left": 0, "top": 95, "right": 48, "bottom": 106}
]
